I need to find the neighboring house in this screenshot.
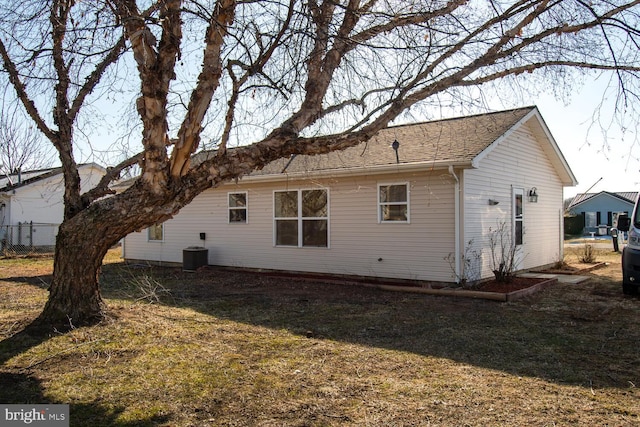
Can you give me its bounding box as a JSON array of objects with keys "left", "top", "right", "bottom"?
[
  {"left": 567, "top": 191, "right": 638, "bottom": 236},
  {"left": 0, "top": 163, "right": 105, "bottom": 250},
  {"left": 122, "top": 106, "right": 577, "bottom": 284}
]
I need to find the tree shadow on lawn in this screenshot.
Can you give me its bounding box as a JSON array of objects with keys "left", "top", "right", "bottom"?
[
  {"left": 0, "top": 326, "right": 169, "bottom": 426},
  {"left": 99, "top": 262, "right": 640, "bottom": 391},
  {"left": 1, "top": 261, "right": 637, "bottom": 393}
]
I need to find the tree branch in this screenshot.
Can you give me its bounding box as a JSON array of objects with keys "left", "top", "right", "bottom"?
[
  {"left": 217, "top": 0, "right": 295, "bottom": 156},
  {"left": 115, "top": 0, "right": 182, "bottom": 191},
  {"left": 68, "top": 35, "right": 127, "bottom": 124},
  {"left": 0, "top": 37, "right": 55, "bottom": 141},
  {"left": 81, "top": 152, "right": 144, "bottom": 204},
  {"left": 169, "top": 0, "right": 236, "bottom": 177}
]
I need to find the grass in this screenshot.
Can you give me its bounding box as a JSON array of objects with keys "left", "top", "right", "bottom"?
[{"left": 0, "top": 247, "right": 639, "bottom": 426}]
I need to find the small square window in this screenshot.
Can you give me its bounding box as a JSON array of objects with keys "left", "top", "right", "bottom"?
[
  {"left": 148, "top": 223, "right": 164, "bottom": 241},
  {"left": 228, "top": 192, "right": 248, "bottom": 223},
  {"left": 378, "top": 183, "right": 409, "bottom": 222}
]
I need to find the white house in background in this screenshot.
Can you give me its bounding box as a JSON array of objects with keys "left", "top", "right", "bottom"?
[
  {"left": 0, "top": 163, "right": 105, "bottom": 249},
  {"left": 122, "top": 106, "right": 577, "bottom": 284}
]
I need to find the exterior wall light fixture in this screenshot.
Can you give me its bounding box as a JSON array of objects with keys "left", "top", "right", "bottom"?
[
  {"left": 528, "top": 187, "right": 538, "bottom": 203},
  {"left": 391, "top": 139, "right": 400, "bottom": 164}
]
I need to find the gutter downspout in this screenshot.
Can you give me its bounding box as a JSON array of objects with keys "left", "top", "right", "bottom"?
[{"left": 448, "top": 165, "right": 461, "bottom": 283}]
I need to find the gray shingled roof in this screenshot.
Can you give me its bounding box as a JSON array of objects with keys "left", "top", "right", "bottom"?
[
  {"left": 139, "top": 105, "right": 575, "bottom": 189},
  {"left": 568, "top": 191, "right": 638, "bottom": 209},
  {"left": 248, "top": 106, "right": 535, "bottom": 176}
]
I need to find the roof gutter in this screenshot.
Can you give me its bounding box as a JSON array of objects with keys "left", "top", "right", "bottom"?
[{"left": 235, "top": 159, "right": 474, "bottom": 184}]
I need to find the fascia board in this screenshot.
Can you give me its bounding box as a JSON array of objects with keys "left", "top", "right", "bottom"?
[{"left": 231, "top": 160, "right": 474, "bottom": 184}]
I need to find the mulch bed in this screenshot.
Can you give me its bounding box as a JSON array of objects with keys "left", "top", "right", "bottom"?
[{"left": 207, "top": 266, "right": 557, "bottom": 300}]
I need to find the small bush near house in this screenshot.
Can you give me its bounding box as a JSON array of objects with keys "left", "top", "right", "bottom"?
[
  {"left": 444, "top": 239, "right": 482, "bottom": 289},
  {"left": 579, "top": 243, "right": 597, "bottom": 263},
  {"left": 488, "top": 222, "right": 519, "bottom": 283}
]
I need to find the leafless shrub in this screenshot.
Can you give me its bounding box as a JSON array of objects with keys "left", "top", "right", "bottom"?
[
  {"left": 579, "top": 243, "right": 597, "bottom": 264},
  {"left": 489, "top": 222, "right": 519, "bottom": 283},
  {"left": 445, "top": 239, "right": 482, "bottom": 289}
]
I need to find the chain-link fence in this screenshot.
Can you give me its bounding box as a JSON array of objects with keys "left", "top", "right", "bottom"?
[{"left": 1, "top": 222, "right": 59, "bottom": 257}]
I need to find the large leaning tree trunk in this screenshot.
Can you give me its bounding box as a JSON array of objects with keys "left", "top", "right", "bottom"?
[
  {"left": 43, "top": 221, "right": 113, "bottom": 324},
  {"left": 0, "top": 0, "right": 638, "bottom": 326},
  {"left": 39, "top": 182, "right": 181, "bottom": 324}
]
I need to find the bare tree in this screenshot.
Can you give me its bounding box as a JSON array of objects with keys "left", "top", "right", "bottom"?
[
  {"left": 0, "top": 109, "right": 53, "bottom": 174},
  {"left": 0, "top": 0, "right": 638, "bottom": 326}
]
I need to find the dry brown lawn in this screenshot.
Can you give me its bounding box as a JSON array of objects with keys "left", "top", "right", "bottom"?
[{"left": 0, "top": 247, "right": 638, "bottom": 426}]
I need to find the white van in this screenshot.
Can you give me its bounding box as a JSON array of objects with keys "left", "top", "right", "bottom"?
[{"left": 621, "top": 195, "right": 639, "bottom": 295}]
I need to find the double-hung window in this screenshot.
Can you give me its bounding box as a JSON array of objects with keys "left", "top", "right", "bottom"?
[
  {"left": 228, "top": 192, "right": 248, "bottom": 223},
  {"left": 274, "top": 189, "right": 328, "bottom": 247},
  {"left": 378, "top": 183, "right": 409, "bottom": 223},
  {"left": 148, "top": 223, "right": 164, "bottom": 241}
]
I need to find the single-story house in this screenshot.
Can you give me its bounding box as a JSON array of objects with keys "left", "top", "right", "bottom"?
[
  {"left": 567, "top": 191, "right": 637, "bottom": 236},
  {"left": 122, "top": 106, "right": 577, "bottom": 284},
  {"left": 0, "top": 163, "right": 105, "bottom": 249}
]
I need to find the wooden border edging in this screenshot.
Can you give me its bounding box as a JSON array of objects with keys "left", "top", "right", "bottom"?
[{"left": 375, "top": 278, "right": 558, "bottom": 302}]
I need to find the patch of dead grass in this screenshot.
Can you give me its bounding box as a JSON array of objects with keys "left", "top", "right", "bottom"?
[{"left": 0, "top": 248, "right": 638, "bottom": 426}]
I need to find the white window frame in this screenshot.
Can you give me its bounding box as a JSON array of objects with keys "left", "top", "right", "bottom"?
[
  {"left": 377, "top": 182, "right": 410, "bottom": 223},
  {"left": 228, "top": 191, "right": 248, "bottom": 224},
  {"left": 512, "top": 187, "right": 524, "bottom": 246},
  {"left": 147, "top": 223, "right": 164, "bottom": 242},
  {"left": 273, "top": 188, "right": 330, "bottom": 248}
]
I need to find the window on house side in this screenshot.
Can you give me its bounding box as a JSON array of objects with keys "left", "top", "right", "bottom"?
[
  {"left": 514, "top": 192, "right": 523, "bottom": 246},
  {"left": 378, "top": 183, "right": 409, "bottom": 223},
  {"left": 228, "top": 192, "right": 248, "bottom": 223},
  {"left": 274, "top": 189, "right": 328, "bottom": 247},
  {"left": 148, "top": 223, "right": 164, "bottom": 241},
  {"left": 585, "top": 212, "right": 597, "bottom": 228}
]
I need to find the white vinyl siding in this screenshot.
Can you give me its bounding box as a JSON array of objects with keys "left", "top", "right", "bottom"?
[
  {"left": 5, "top": 164, "right": 104, "bottom": 226},
  {"left": 123, "top": 171, "right": 456, "bottom": 282},
  {"left": 121, "top": 113, "right": 570, "bottom": 284},
  {"left": 462, "top": 121, "right": 564, "bottom": 279}
]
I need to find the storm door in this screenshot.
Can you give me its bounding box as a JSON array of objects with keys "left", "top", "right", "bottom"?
[{"left": 512, "top": 187, "right": 524, "bottom": 246}]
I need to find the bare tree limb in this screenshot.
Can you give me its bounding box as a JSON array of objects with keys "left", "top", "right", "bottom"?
[
  {"left": 81, "top": 152, "right": 144, "bottom": 204},
  {"left": 0, "top": 38, "right": 55, "bottom": 141},
  {"left": 170, "top": 0, "right": 236, "bottom": 178}
]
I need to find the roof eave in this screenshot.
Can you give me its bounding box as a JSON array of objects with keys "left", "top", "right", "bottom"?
[{"left": 235, "top": 159, "right": 475, "bottom": 183}]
